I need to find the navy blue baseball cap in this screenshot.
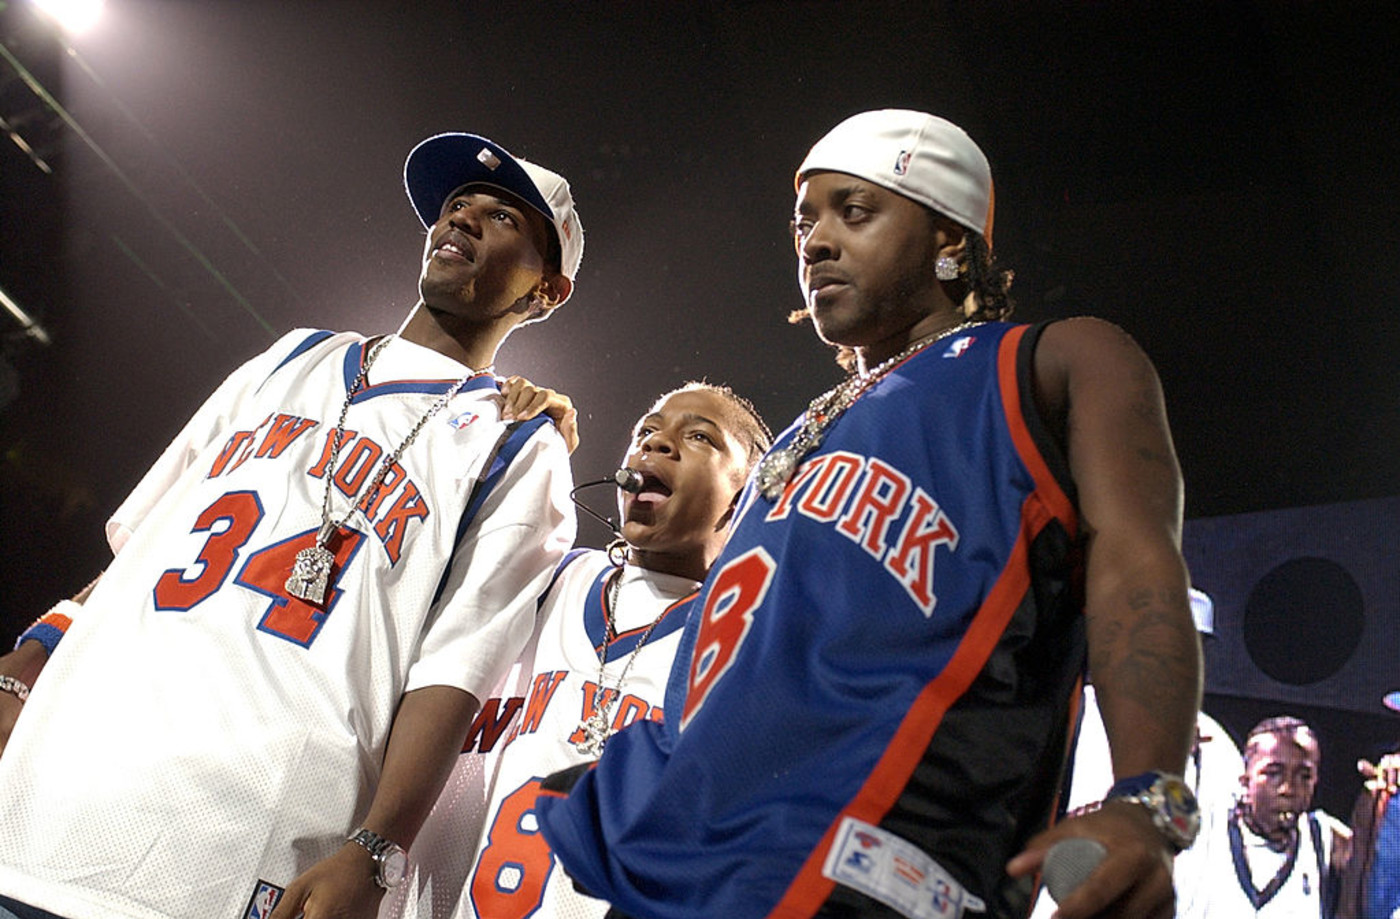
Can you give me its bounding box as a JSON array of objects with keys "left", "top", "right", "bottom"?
[{"left": 404, "top": 133, "right": 584, "bottom": 284}]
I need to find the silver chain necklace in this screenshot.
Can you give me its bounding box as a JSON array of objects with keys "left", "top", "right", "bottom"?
[
  {"left": 754, "top": 320, "right": 984, "bottom": 501},
  {"left": 285, "top": 334, "right": 489, "bottom": 604},
  {"left": 573, "top": 567, "right": 671, "bottom": 757}
]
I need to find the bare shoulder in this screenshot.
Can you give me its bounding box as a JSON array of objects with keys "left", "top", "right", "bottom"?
[
  {"left": 1036, "top": 316, "right": 1155, "bottom": 378},
  {"left": 1033, "top": 316, "right": 1182, "bottom": 537},
  {"left": 1036, "top": 316, "right": 1165, "bottom": 407},
  {"left": 1031, "top": 317, "right": 1162, "bottom": 434}
]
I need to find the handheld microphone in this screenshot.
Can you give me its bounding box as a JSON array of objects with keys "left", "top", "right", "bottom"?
[
  {"left": 1042, "top": 838, "right": 1107, "bottom": 905},
  {"left": 569, "top": 468, "right": 643, "bottom": 536}
]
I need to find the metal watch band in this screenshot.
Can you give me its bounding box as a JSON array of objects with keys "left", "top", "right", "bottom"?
[
  {"left": 1105, "top": 770, "right": 1200, "bottom": 852},
  {"left": 0, "top": 675, "right": 31, "bottom": 703},
  {"left": 347, "top": 828, "right": 407, "bottom": 889}
]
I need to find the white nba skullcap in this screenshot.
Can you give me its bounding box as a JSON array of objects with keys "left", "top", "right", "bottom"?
[{"left": 797, "top": 109, "right": 995, "bottom": 247}]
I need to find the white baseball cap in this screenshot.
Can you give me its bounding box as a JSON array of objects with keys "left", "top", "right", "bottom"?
[
  {"left": 404, "top": 133, "right": 584, "bottom": 292},
  {"left": 1188, "top": 587, "right": 1214, "bottom": 635},
  {"left": 797, "top": 109, "right": 995, "bottom": 247}
]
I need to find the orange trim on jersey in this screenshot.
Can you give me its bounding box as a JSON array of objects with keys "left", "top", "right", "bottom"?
[
  {"left": 590, "top": 572, "right": 613, "bottom": 654},
  {"left": 595, "top": 568, "right": 698, "bottom": 653},
  {"left": 997, "top": 325, "right": 1076, "bottom": 536},
  {"left": 769, "top": 524, "right": 1042, "bottom": 917},
  {"left": 609, "top": 591, "right": 697, "bottom": 645},
  {"left": 769, "top": 327, "right": 1079, "bottom": 918},
  {"left": 362, "top": 373, "right": 495, "bottom": 390}
]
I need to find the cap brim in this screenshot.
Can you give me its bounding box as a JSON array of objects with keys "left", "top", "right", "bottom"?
[{"left": 404, "top": 133, "right": 553, "bottom": 229}]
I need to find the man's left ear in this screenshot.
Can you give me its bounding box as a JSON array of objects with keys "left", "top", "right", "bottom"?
[
  {"left": 936, "top": 229, "right": 968, "bottom": 265},
  {"left": 536, "top": 274, "right": 573, "bottom": 310},
  {"left": 524, "top": 274, "right": 572, "bottom": 322}
]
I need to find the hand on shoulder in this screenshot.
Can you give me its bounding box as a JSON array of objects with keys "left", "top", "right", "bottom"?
[{"left": 499, "top": 375, "right": 580, "bottom": 454}]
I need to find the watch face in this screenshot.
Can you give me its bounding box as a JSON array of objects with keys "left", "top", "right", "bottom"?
[
  {"left": 1157, "top": 777, "right": 1201, "bottom": 846},
  {"left": 381, "top": 848, "right": 408, "bottom": 888}
]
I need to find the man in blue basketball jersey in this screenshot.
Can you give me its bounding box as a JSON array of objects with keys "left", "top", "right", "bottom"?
[{"left": 538, "top": 109, "right": 1203, "bottom": 919}]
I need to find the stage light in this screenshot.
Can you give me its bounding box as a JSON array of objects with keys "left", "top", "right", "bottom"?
[
  {"left": 30, "top": 0, "right": 105, "bottom": 36},
  {"left": 0, "top": 284, "right": 51, "bottom": 346}
]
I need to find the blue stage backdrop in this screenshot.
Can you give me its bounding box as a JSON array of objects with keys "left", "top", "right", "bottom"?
[{"left": 1184, "top": 495, "right": 1400, "bottom": 717}]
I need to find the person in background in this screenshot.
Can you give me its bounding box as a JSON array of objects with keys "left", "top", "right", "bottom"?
[
  {"left": 1181, "top": 716, "right": 1351, "bottom": 918},
  {"left": 1338, "top": 721, "right": 1400, "bottom": 919}
]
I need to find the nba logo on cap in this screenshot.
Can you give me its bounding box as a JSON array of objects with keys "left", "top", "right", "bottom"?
[{"left": 893, "top": 150, "right": 912, "bottom": 176}]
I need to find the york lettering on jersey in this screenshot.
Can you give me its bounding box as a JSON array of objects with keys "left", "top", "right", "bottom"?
[
  {"left": 305, "top": 429, "right": 431, "bottom": 564},
  {"left": 209, "top": 420, "right": 434, "bottom": 566},
  {"left": 564, "top": 681, "right": 662, "bottom": 748},
  {"left": 473, "top": 672, "right": 665, "bottom": 753},
  {"left": 765, "top": 450, "right": 960, "bottom": 617}
]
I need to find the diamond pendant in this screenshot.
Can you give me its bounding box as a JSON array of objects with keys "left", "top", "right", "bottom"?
[
  {"left": 573, "top": 710, "right": 612, "bottom": 757},
  {"left": 285, "top": 543, "right": 334, "bottom": 604},
  {"left": 756, "top": 448, "right": 798, "bottom": 501}
]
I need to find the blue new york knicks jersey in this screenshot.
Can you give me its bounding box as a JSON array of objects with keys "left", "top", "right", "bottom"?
[{"left": 540, "top": 322, "right": 1084, "bottom": 919}]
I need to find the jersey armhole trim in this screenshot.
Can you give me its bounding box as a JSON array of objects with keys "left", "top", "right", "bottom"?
[
  {"left": 256, "top": 330, "right": 335, "bottom": 395},
  {"left": 430, "top": 416, "right": 554, "bottom": 606},
  {"left": 1002, "top": 322, "right": 1077, "bottom": 533}
]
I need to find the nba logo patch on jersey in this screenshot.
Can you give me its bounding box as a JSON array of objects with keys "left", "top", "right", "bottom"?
[
  {"left": 942, "top": 335, "right": 976, "bottom": 359},
  {"left": 243, "top": 880, "right": 284, "bottom": 919},
  {"left": 448, "top": 410, "right": 479, "bottom": 430},
  {"left": 893, "top": 150, "right": 912, "bottom": 176}
]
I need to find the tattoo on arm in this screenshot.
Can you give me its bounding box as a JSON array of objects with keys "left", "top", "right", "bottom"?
[{"left": 1092, "top": 588, "right": 1197, "bottom": 717}]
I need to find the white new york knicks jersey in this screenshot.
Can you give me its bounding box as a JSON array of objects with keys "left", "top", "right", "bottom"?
[
  {"left": 386, "top": 550, "right": 696, "bottom": 919},
  {"left": 0, "top": 330, "right": 574, "bottom": 919}
]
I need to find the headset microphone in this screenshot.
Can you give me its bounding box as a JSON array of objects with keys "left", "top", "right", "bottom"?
[
  {"left": 570, "top": 468, "right": 644, "bottom": 536},
  {"left": 612, "top": 467, "right": 644, "bottom": 493}
]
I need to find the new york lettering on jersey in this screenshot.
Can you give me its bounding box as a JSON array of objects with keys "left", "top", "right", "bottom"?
[{"left": 151, "top": 334, "right": 508, "bottom": 648}]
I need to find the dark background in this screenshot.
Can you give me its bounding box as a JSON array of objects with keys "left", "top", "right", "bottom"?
[{"left": 2, "top": 0, "right": 1397, "bottom": 817}]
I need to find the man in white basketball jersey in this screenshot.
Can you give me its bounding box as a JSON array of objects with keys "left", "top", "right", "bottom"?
[
  {"left": 0, "top": 132, "right": 582, "bottom": 919},
  {"left": 381, "top": 381, "right": 770, "bottom": 919},
  {"left": 1180, "top": 716, "right": 1351, "bottom": 918}
]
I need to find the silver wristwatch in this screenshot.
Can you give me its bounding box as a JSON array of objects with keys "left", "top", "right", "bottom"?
[
  {"left": 1105, "top": 770, "right": 1201, "bottom": 852},
  {"left": 348, "top": 828, "right": 408, "bottom": 889}
]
